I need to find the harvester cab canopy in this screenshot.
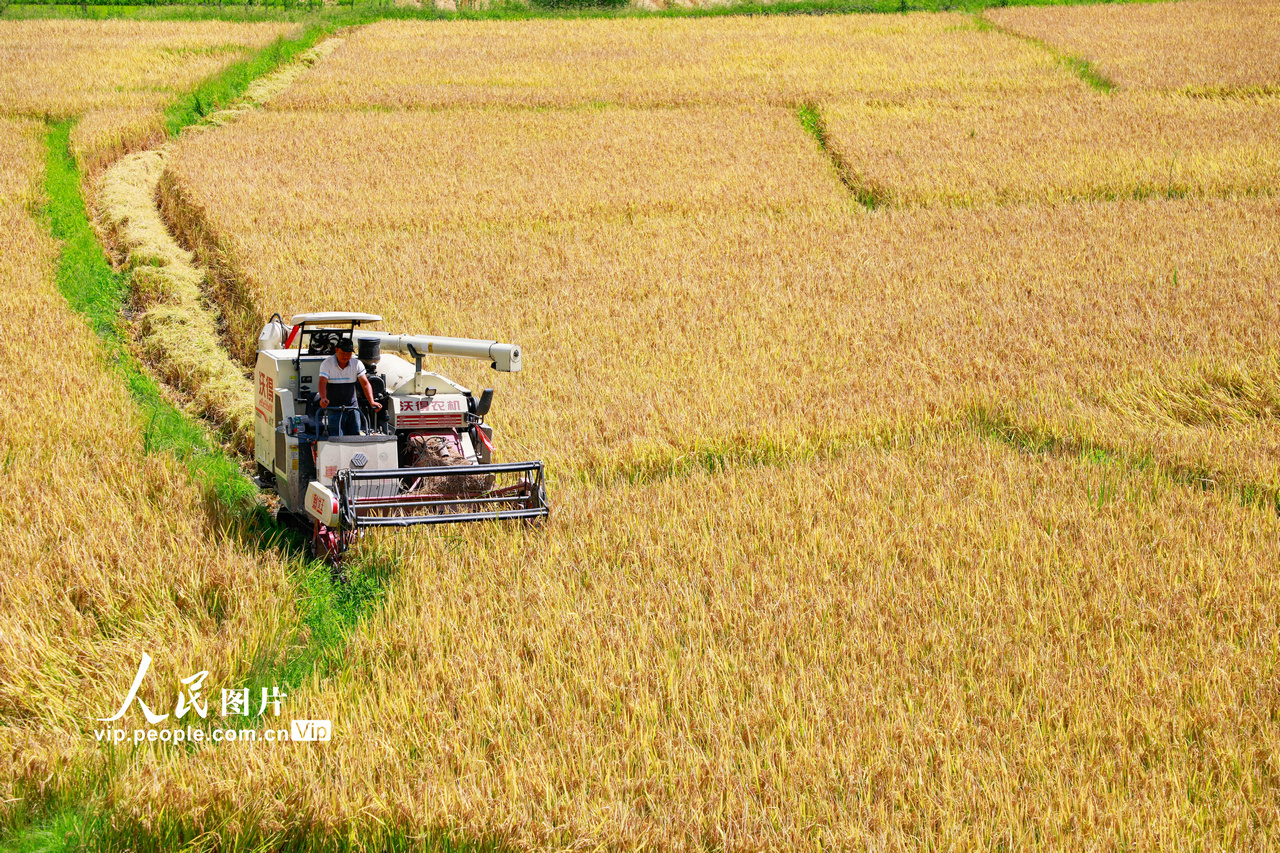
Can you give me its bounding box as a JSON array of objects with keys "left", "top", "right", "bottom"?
[
  {"left": 282, "top": 312, "right": 383, "bottom": 357},
  {"left": 289, "top": 312, "right": 383, "bottom": 325}
]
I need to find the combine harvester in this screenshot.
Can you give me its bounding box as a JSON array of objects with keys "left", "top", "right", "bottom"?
[{"left": 254, "top": 312, "right": 548, "bottom": 562}]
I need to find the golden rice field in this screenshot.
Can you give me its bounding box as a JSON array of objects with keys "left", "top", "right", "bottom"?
[
  {"left": 5, "top": 4, "right": 1280, "bottom": 851},
  {"left": 163, "top": 107, "right": 1280, "bottom": 493},
  {"left": 988, "top": 0, "right": 1280, "bottom": 93},
  {"left": 0, "top": 30, "right": 299, "bottom": 839},
  {"left": 0, "top": 20, "right": 296, "bottom": 118},
  {"left": 102, "top": 436, "right": 1280, "bottom": 849},
  {"left": 822, "top": 91, "right": 1280, "bottom": 206},
  {"left": 0, "top": 119, "right": 44, "bottom": 208},
  {"left": 126, "top": 10, "right": 1280, "bottom": 846},
  {"left": 270, "top": 14, "right": 1084, "bottom": 110}
]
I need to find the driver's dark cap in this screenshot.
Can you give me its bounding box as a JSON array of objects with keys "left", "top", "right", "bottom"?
[{"left": 336, "top": 338, "right": 355, "bottom": 352}]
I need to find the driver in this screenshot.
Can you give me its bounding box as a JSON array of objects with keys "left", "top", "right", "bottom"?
[{"left": 318, "top": 338, "right": 382, "bottom": 436}]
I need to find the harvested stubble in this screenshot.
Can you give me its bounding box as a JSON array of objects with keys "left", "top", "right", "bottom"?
[
  {"left": 98, "top": 435, "right": 1280, "bottom": 850},
  {"left": 987, "top": 0, "right": 1280, "bottom": 94},
  {"left": 0, "top": 120, "right": 293, "bottom": 828},
  {"left": 0, "top": 20, "right": 297, "bottom": 118},
  {"left": 89, "top": 43, "right": 350, "bottom": 456},
  {"left": 271, "top": 14, "right": 1084, "bottom": 110},
  {"left": 97, "top": 149, "right": 256, "bottom": 453},
  {"left": 821, "top": 91, "right": 1280, "bottom": 207},
  {"left": 158, "top": 110, "right": 1280, "bottom": 490}
]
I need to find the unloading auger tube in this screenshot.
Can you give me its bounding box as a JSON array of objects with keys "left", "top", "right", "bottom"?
[
  {"left": 253, "top": 312, "right": 549, "bottom": 565},
  {"left": 354, "top": 331, "right": 523, "bottom": 373}
]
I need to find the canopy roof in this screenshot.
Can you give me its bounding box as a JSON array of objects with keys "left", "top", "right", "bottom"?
[{"left": 288, "top": 312, "right": 382, "bottom": 326}]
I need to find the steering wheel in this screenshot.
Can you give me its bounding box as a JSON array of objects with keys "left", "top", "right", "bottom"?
[{"left": 307, "top": 330, "right": 340, "bottom": 355}]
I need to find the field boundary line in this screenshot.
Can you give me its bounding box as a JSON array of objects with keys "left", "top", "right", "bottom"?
[
  {"left": 1182, "top": 84, "right": 1280, "bottom": 101},
  {"left": 969, "top": 405, "right": 1280, "bottom": 516},
  {"left": 975, "top": 11, "right": 1117, "bottom": 93},
  {"left": 795, "top": 101, "right": 886, "bottom": 209},
  {"left": 573, "top": 425, "right": 943, "bottom": 487}
]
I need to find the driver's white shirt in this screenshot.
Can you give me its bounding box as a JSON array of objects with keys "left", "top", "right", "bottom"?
[{"left": 319, "top": 354, "right": 365, "bottom": 406}]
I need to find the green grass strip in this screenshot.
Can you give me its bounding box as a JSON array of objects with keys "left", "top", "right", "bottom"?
[
  {"left": 0, "top": 808, "right": 88, "bottom": 853},
  {"left": 796, "top": 101, "right": 884, "bottom": 209},
  {"left": 45, "top": 120, "right": 261, "bottom": 515},
  {"left": 1063, "top": 54, "right": 1116, "bottom": 92},
  {"left": 164, "top": 24, "right": 329, "bottom": 135},
  {"left": 2, "top": 0, "right": 1180, "bottom": 25}
]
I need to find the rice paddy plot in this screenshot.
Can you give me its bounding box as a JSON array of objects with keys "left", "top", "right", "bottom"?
[
  {"left": 163, "top": 105, "right": 850, "bottom": 231},
  {"left": 820, "top": 91, "right": 1280, "bottom": 207},
  {"left": 271, "top": 14, "right": 1086, "bottom": 110},
  {"left": 988, "top": 0, "right": 1280, "bottom": 94},
  {"left": 95, "top": 434, "right": 1280, "bottom": 851}
]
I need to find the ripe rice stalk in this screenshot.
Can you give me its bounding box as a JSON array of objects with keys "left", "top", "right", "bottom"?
[
  {"left": 159, "top": 107, "right": 1280, "bottom": 491},
  {"left": 820, "top": 91, "right": 1280, "bottom": 207},
  {"left": 0, "top": 119, "right": 294, "bottom": 831},
  {"left": 987, "top": 0, "right": 1280, "bottom": 94},
  {"left": 69, "top": 107, "right": 167, "bottom": 183},
  {"left": 0, "top": 118, "right": 45, "bottom": 209},
  {"left": 270, "top": 14, "right": 1085, "bottom": 110},
  {"left": 94, "top": 434, "right": 1280, "bottom": 850},
  {"left": 0, "top": 20, "right": 299, "bottom": 119}
]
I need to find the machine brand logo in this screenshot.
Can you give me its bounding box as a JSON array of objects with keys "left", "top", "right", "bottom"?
[
  {"left": 399, "top": 399, "right": 463, "bottom": 412},
  {"left": 88, "top": 652, "right": 331, "bottom": 747},
  {"left": 255, "top": 371, "right": 274, "bottom": 420}
]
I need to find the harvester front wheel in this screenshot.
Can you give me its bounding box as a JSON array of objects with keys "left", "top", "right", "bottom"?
[{"left": 311, "top": 520, "right": 350, "bottom": 567}]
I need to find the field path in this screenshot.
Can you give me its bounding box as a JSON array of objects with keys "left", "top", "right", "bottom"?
[{"left": 94, "top": 36, "right": 345, "bottom": 453}]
